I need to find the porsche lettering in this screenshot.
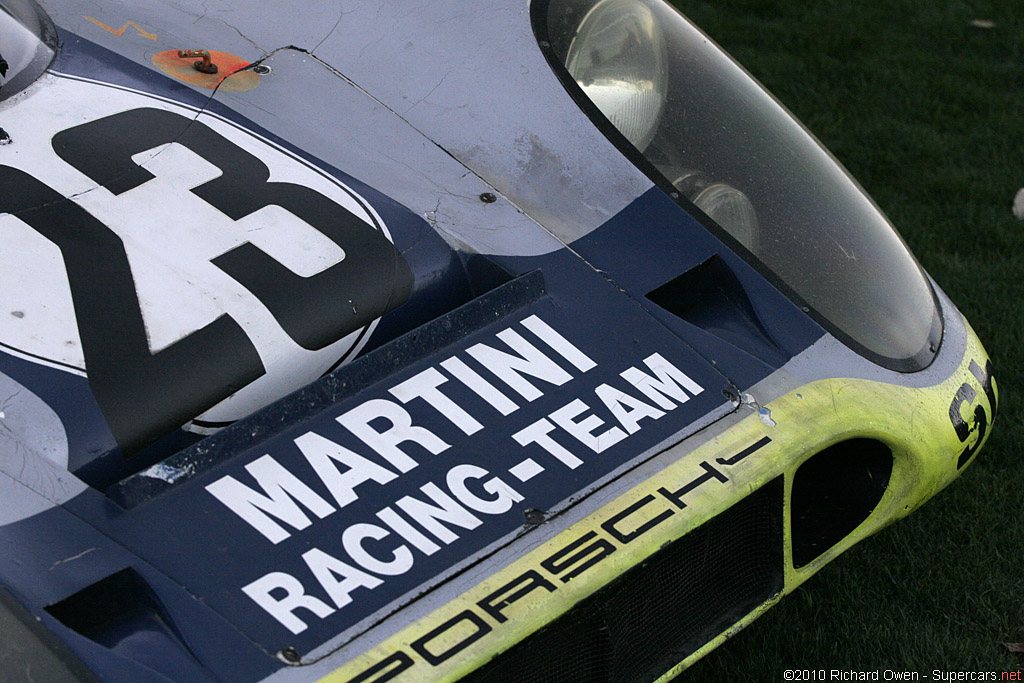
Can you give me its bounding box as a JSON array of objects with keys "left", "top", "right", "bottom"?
[
  {"left": 0, "top": 0, "right": 1003, "bottom": 678},
  {"left": 344, "top": 437, "right": 772, "bottom": 681}
]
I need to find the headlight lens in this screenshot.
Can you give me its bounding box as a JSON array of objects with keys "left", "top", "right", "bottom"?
[
  {"left": 671, "top": 171, "right": 759, "bottom": 252},
  {"left": 538, "top": 0, "right": 942, "bottom": 372},
  {"left": 564, "top": 0, "right": 667, "bottom": 152},
  {"left": 0, "top": 0, "right": 55, "bottom": 101}
]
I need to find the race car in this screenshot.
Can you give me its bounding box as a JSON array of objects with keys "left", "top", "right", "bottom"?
[{"left": 0, "top": 0, "right": 997, "bottom": 681}]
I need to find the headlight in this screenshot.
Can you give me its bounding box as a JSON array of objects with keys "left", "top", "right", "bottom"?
[
  {"left": 671, "top": 171, "right": 759, "bottom": 252},
  {"left": 564, "top": 0, "right": 668, "bottom": 153},
  {"left": 0, "top": 0, "right": 56, "bottom": 101},
  {"left": 538, "top": 0, "right": 942, "bottom": 372}
]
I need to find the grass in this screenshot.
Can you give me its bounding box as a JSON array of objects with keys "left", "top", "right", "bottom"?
[{"left": 670, "top": 0, "right": 1024, "bottom": 677}]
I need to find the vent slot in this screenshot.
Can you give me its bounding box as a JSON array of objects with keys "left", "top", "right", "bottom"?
[
  {"left": 45, "top": 568, "right": 205, "bottom": 680},
  {"left": 461, "top": 478, "right": 784, "bottom": 683},
  {"left": 646, "top": 255, "right": 787, "bottom": 367},
  {"left": 791, "top": 439, "right": 893, "bottom": 568}
]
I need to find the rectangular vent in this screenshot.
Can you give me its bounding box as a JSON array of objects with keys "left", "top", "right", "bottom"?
[
  {"left": 646, "top": 255, "right": 786, "bottom": 367},
  {"left": 461, "top": 478, "right": 784, "bottom": 683},
  {"left": 45, "top": 568, "right": 205, "bottom": 680}
]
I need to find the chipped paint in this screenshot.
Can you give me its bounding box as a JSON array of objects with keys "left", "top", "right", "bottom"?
[
  {"left": 741, "top": 392, "right": 777, "bottom": 427},
  {"left": 139, "top": 462, "right": 194, "bottom": 484}
]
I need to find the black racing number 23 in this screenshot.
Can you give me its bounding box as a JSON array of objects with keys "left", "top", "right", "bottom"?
[{"left": 0, "top": 108, "right": 412, "bottom": 455}]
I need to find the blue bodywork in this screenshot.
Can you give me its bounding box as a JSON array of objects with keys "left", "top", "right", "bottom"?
[{"left": 1, "top": 13, "right": 829, "bottom": 683}]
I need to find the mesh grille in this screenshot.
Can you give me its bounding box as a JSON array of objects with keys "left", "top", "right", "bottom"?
[{"left": 461, "top": 478, "right": 784, "bottom": 683}]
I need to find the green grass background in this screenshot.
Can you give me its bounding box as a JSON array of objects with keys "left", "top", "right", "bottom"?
[{"left": 671, "top": 0, "right": 1024, "bottom": 677}]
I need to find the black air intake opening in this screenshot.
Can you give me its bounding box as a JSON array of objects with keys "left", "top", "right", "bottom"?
[
  {"left": 791, "top": 439, "right": 893, "bottom": 569},
  {"left": 45, "top": 568, "right": 206, "bottom": 680},
  {"left": 461, "top": 479, "right": 784, "bottom": 683},
  {"left": 646, "top": 255, "right": 788, "bottom": 367}
]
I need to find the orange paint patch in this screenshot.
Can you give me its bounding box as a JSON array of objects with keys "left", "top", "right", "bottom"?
[{"left": 151, "top": 50, "right": 261, "bottom": 92}]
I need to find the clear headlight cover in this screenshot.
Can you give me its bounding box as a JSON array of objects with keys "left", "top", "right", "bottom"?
[
  {"left": 537, "top": 0, "right": 942, "bottom": 372},
  {"left": 0, "top": 0, "right": 56, "bottom": 101},
  {"left": 564, "top": 0, "right": 668, "bottom": 152}
]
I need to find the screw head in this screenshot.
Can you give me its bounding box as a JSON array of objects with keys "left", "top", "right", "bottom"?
[
  {"left": 253, "top": 64, "right": 272, "bottom": 75},
  {"left": 479, "top": 192, "right": 497, "bottom": 204},
  {"left": 278, "top": 647, "right": 301, "bottom": 664}
]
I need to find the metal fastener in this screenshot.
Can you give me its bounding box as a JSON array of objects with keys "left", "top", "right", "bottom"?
[{"left": 178, "top": 49, "right": 218, "bottom": 74}]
